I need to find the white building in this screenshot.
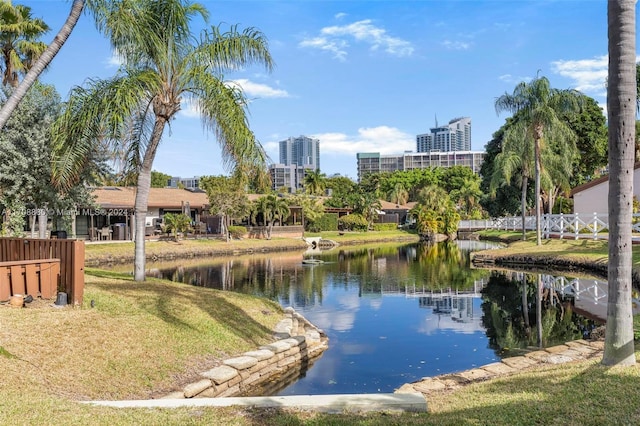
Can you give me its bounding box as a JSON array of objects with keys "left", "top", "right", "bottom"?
[
  {"left": 571, "top": 164, "right": 640, "bottom": 214},
  {"left": 270, "top": 135, "right": 321, "bottom": 192},
  {"left": 279, "top": 135, "right": 320, "bottom": 170},
  {"left": 416, "top": 117, "right": 471, "bottom": 153},
  {"left": 356, "top": 150, "right": 485, "bottom": 182}
]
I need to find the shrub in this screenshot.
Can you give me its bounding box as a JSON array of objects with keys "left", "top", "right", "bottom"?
[
  {"left": 372, "top": 222, "right": 397, "bottom": 231},
  {"left": 162, "top": 213, "right": 192, "bottom": 239},
  {"left": 307, "top": 213, "right": 338, "bottom": 232},
  {"left": 228, "top": 225, "right": 247, "bottom": 239},
  {"left": 339, "top": 214, "right": 369, "bottom": 232}
]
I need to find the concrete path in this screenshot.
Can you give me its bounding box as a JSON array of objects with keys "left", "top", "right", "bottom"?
[{"left": 83, "top": 392, "right": 427, "bottom": 414}]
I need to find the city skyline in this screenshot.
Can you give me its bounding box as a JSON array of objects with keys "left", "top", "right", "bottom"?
[{"left": 21, "top": 1, "right": 612, "bottom": 180}]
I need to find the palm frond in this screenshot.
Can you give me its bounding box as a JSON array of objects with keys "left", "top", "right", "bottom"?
[
  {"left": 51, "top": 71, "right": 158, "bottom": 189},
  {"left": 194, "top": 24, "right": 274, "bottom": 74}
]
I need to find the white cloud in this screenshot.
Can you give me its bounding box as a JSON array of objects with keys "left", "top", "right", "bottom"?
[
  {"left": 442, "top": 40, "right": 471, "bottom": 50},
  {"left": 228, "top": 79, "right": 290, "bottom": 99},
  {"left": 299, "top": 36, "right": 349, "bottom": 61},
  {"left": 335, "top": 12, "right": 347, "bottom": 20},
  {"left": 178, "top": 99, "right": 200, "bottom": 118},
  {"left": 312, "top": 126, "right": 415, "bottom": 156},
  {"left": 551, "top": 55, "right": 608, "bottom": 97},
  {"left": 300, "top": 19, "right": 414, "bottom": 60},
  {"left": 178, "top": 80, "right": 288, "bottom": 119},
  {"left": 498, "top": 74, "right": 532, "bottom": 85},
  {"left": 262, "top": 126, "right": 414, "bottom": 164},
  {"left": 105, "top": 51, "right": 123, "bottom": 68}
]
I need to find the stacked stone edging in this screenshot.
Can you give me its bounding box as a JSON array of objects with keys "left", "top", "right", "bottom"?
[
  {"left": 161, "top": 307, "right": 328, "bottom": 399},
  {"left": 395, "top": 339, "right": 604, "bottom": 396}
]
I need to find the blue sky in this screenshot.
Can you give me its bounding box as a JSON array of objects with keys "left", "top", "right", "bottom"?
[{"left": 24, "top": 0, "right": 618, "bottom": 181}]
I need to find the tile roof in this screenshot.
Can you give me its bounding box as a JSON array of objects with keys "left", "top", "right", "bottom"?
[
  {"left": 377, "top": 199, "right": 415, "bottom": 210},
  {"left": 91, "top": 187, "right": 209, "bottom": 209}
]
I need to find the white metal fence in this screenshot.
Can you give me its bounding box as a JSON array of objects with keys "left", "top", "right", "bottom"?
[{"left": 459, "top": 212, "right": 640, "bottom": 241}]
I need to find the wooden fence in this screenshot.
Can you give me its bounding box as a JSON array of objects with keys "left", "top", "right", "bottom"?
[
  {"left": 0, "top": 238, "right": 85, "bottom": 305},
  {"left": 0, "top": 259, "right": 60, "bottom": 302}
]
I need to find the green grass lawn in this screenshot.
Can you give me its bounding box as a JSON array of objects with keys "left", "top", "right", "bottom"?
[
  {"left": 2, "top": 229, "right": 640, "bottom": 424},
  {"left": 0, "top": 270, "right": 640, "bottom": 425}
]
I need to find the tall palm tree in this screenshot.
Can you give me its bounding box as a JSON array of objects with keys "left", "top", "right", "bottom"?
[
  {"left": 0, "top": 2, "right": 50, "bottom": 87},
  {"left": 0, "top": 0, "right": 85, "bottom": 129},
  {"left": 495, "top": 75, "right": 582, "bottom": 245},
  {"left": 52, "top": 0, "right": 273, "bottom": 281},
  {"left": 603, "top": 0, "right": 636, "bottom": 366},
  {"left": 491, "top": 120, "right": 534, "bottom": 240},
  {"left": 303, "top": 168, "right": 326, "bottom": 196}
]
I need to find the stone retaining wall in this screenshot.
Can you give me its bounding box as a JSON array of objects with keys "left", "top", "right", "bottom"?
[
  {"left": 161, "top": 307, "right": 328, "bottom": 399},
  {"left": 395, "top": 339, "right": 604, "bottom": 396}
]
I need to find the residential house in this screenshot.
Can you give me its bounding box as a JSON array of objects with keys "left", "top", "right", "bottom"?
[
  {"left": 74, "top": 187, "right": 212, "bottom": 240},
  {"left": 571, "top": 164, "right": 640, "bottom": 215}
]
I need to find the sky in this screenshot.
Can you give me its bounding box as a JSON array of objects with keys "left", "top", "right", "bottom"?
[{"left": 21, "top": 0, "right": 622, "bottom": 181}]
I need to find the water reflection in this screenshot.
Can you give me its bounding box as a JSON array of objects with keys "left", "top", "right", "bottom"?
[{"left": 102, "top": 241, "right": 613, "bottom": 395}]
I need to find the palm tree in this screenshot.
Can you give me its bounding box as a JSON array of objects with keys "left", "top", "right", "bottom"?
[
  {"left": 0, "top": 0, "right": 84, "bottom": 129},
  {"left": 452, "top": 176, "right": 482, "bottom": 218},
  {"left": 417, "top": 184, "right": 448, "bottom": 214},
  {"left": 304, "top": 168, "right": 326, "bottom": 196},
  {"left": 387, "top": 182, "right": 409, "bottom": 206},
  {"left": 602, "top": 0, "right": 636, "bottom": 366},
  {"left": 256, "top": 194, "right": 290, "bottom": 239},
  {"left": 495, "top": 75, "right": 582, "bottom": 245},
  {"left": 52, "top": 0, "right": 273, "bottom": 281},
  {"left": 540, "top": 126, "right": 578, "bottom": 215},
  {"left": 0, "top": 2, "right": 50, "bottom": 87},
  {"left": 490, "top": 119, "right": 534, "bottom": 240},
  {"left": 162, "top": 212, "right": 191, "bottom": 240}
]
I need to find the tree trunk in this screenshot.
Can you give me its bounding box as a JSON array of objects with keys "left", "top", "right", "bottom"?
[
  {"left": 38, "top": 208, "right": 47, "bottom": 239},
  {"left": 534, "top": 137, "right": 542, "bottom": 246},
  {"left": 223, "top": 214, "right": 229, "bottom": 242},
  {"left": 30, "top": 214, "right": 37, "bottom": 238},
  {"left": 133, "top": 118, "right": 166, "bottom": 281},
  {"left": 521, "top": 273, "right": 531, "bottom": 339},
  {"left": 520, "top": 175, "right": 528, "bottom": 240},
  {"left": 0, "top": 0, "right": 84, "bottom": 130},
  {"left": 536, "top": 274, "right": 543, "bottom": 348},
  {"left": 602, "top": 0, "right": 636, "bottom": 366}
]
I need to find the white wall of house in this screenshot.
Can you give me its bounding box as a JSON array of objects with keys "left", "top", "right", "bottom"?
[
  {"left": 573, "top": 169, "right": 640, "bottom": 215},
  {"left": 145, "top": 208, "right": 160, "bottom": 226}
]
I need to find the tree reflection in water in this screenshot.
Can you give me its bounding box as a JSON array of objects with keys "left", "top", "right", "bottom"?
[{"left": 481, "top": 271, "right": 600, "bottom": 357}]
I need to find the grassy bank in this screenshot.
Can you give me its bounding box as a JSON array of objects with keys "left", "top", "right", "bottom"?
[
  {"left": 2, "top": 290, "right": 639, "bottom": 426},
  {"left": 474, "top": 230, "right": 640, "bottom": 281},
  {"left": 0, "top": 270, "right": 286, "bottom": 424},
  {"left": 85, "top": 229, "right": 420, "bottom": 265},
  {"left": 3, "top": 229, "right": 639, "bottom": 424}
]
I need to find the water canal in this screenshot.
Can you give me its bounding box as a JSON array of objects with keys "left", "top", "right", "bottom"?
[{"left": 103, "top": 240, "right": 614, "bottom": 395}]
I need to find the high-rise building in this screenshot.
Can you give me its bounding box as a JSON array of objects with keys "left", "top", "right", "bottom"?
[
  {"left": 279, "top": 135, "right": 320, "bottom": 170},
  {"left": 416, "top": 117, "right": 471, "bottom": 152},
  {"left": 270, "top": 135, "right": 321, "bottom": 192},
  {"left": 356, "top": 151, "right": 485, "bottom": 182}
]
